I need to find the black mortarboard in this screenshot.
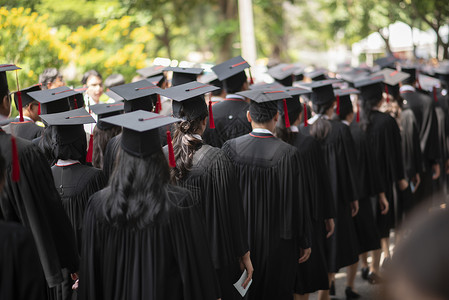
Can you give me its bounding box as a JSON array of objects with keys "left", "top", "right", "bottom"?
[
  {"left": 0, "top": 64, "right": 21, "bottom": 73},
  {"left": 136, "top": 65, "right": 166, "bottom": 78},
  {"left": 161, "top": 81, "right": 219, "bottom": 122},
  {"left": 164, "top": 66, "right": 203, "bottom": 86},
  {"left": 417, "top": 74, "right": 441, "bottom": 92},
  {"left": 375, "top": 55, "right": 399, "bottom": 69},
  {"left": 339, "top": 69, "right": 371, "bottom": 85},
  {"left": 250, "top": 82, "right": 285, "bottom": 90},
  {"left": 101, "top": 110, "right": 181, "bottom": 164},
  {"left": 40, "top": 107, "right": 95, "bottom": 126},
  {"left": 334, "top": 88, "right": 360, "bottom": 117},
  {"left": 89, "top": 102, "right": 124, "bottom": 130},
  {"left": 400, "top": 65, "right": 417, "bottom": 82},
  {"left": 13, "top": 85, "right": 41, "bottom": 108},
  {"left": 305, "top": 69, "right": 328, "bottom": 81},
  {"left": 212, "top": 56, "right": 251, "bottom": 91},
  {"left": 28, "top": 86, "right": 82, "bottom": 114},
  {"left": 433, "top": 67, "right": 449, "bottom": 87},
  {"left": 110, "top": 80, "right": 161, "bottom": 113},
  {"left": 238, "top": 89, "right": 291, "bottom": 124},
  {"left": 372, "top": 68, "right": 410, "bottom": 97},
  {"left": 354, "top": 75, "right": 385, "bottom": 102},
  {"left": 268, "top": 64, "right": 301, "bottom": 86},
  {"left": 299, "top": 80, "right": 339, "bottom": 105},
  {"left": 145, "top": 75, "right": 165, "bottom": 87},
  {"left": 104, "top": 90, "right": 124, "bottom": 102}
]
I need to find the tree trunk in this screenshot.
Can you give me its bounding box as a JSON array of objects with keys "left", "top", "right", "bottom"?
[
  {"left": 218, "top": 0, "right": 238, "bottom": 62},
  {"left": 378, "top": 28, "right": 392, "bottom": 54}
]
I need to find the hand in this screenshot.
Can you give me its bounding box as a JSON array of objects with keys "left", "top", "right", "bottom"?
[
  {"left": 411, "top": 173, "right": 421, "bottom": 192},
  {"left": 398, "top": 179, "right": 409, "bottom": 191},
  {"left": 71, "top": 272, "right": 79, "bottom": 290},
  {"left": 239, "top": 251, "right": 254, "bottom": 289},
  {"left": 325, "top": 218, "right": 335, "bottom": 238},
  {"left": 378, "top": 193, "right": 389, "bottom": 215},
  {"left": 432, "top": 163, "right": 441, "bottom": 180},
  {"left": 351, "top": 200, "right": 359, "bottom": 217},
  {"left": 298, "top": 248, "right": 311, "bottom": 264}
]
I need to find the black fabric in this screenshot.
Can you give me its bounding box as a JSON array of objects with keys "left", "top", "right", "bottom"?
[
  {"left": 102, "top": 133, "right": 121, "bottom": 180},
  {"left": 222, "top": 132, "right": 311, "bottom": 300},
  {"left": 223, "top": 71, "right": 247, "bottom": 92},
  {"left": 0, "top": 133, "right": 79, "bottom": 289},
  {"left": 121, "top": 128, "right": 161, "bottom": 158},
  {"left": 300, "top": 120, "right": 360, "bottom": 272},
  {"left": 249, "top": 100, "right": 278, "bottom": 122},
  {"left": 400, "top": 109, "right": 423, "bottom": 179},
  {"left": 202, "top": 98, "right": 252, "bottom": 148},
  {"left": 0, "top": 221, "right": 46, "bottom": 300},
  {"left": 51, "top": 163, "right": 107, "bottom": 253},
  {"left": 79, "top": 186, "right": 221, "bottom": 300},
  {"left": 124, "top": 95, "right": 155, "bottom": 113},
  {"left": 2, "top": 119, "right": 43, "bottom": 140},
  {"left": 172, "top": 95, "right": 207, "bottom": 120}
]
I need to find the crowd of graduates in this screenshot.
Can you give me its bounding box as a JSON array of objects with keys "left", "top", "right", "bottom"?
[{"left": 1, "top": 54, "right": 449, "bottom": 300}]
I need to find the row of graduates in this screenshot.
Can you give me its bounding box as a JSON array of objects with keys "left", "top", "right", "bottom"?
[{"left": 0, "top": 55, "right": 448, "bottom": 300}]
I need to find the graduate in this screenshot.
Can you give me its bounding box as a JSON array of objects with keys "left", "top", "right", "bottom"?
[
  {"left": 203, "top": 56, "right": 253, "bottom": 148},
  {"left": 79, "top": 110, "right": 221, "bottom": 300},
  {"left": 273, "top": 86, "right": 336, "bottom": 300},
  {"left": 222, "top": 89, "right": 312, "bottom": 300},
  {"left": 162, "top": 81, "right": 253, "bottom": 300},
  {"left": 355, "top": 74, "right": 409, "bottom": 280},
  {"left": 2, "top": 85, "right": 44, "bottom": 140},
  {"left": 164, "top": 66, "right": 204, "bottom": 86},
  {"left": 102, "top": 80, "right": 161, "bottom": 179},
  {"left": 89, "top": 102, "right": 123, "bottom": 169},
  {"left": 299, "top": 80, "right": 360, "bottom": 300},
  {"left": 0, "top": 64, "right": 79, "bottom": 300},
  {"left": 40, "top": 108, "right": 107, "bottom": 253},
  {"left": 267, "top": 63, "right": 303, "bottom": 87}
]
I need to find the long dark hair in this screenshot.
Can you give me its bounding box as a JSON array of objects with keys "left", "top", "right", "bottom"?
[
  {"left": 102, "top": 148, "right": 171, "bottom": 228},
  {"left": 38, "top": 126, "right": 57, "bottom": 165},
  {"left": 170, "top": 114, "right": 206, "bottom": 182},
  {"left": 310, "top": 102, "right": 333, "bottom": 141},
  {"left": 360, "top": 96, "right": 382, "bottom": 131},
  {"left": 92, "top": 125, "right": 121, "bottom": 169},
  {"left": 275, "top": 109, "right": 301, "bottom": 144}
]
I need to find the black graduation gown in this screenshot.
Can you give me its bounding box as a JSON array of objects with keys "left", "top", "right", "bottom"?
[
  {"left": 79, "top": 186, "right": 221, "bottom": 300},
  {"left": 365, "top": 111, "right": 405, "bottom": 236},
  {"left": 402, "top": 89, "right": 441, "bottom": 205},
  {"left": 102, "top": 133, "right": 121, "bottom": 180},
  {"left": 0, "top": 221, "right": 46, "bottom": 300},
  {"left": 51, "top": 163, "right": 107, "bottom": 253},
  {"left": 222, "top": 131, "right": 311, "bottom": 300},
  {"left": 170, "top": 144, "right": 249, "bottom": 300},
  {"left": 290, "top": 131, "right": 336, "bottom": 294},
  {"left": 433, "top": 96, "right": 449, "bottom": 204},
  {"left": 0, "top": 132, "right": 79, "bottom": 292},
  {"left": 300, "top": 120, "right": 359, "bottom": 273},
  {"left": 203, "top": 98, "right": 252, "bottom": 148},
  {"left": 2, "top": 118, "right": 43, "bottom": 140},
  {"left": 348, "top": 122, "right": 383, "bottom": 253}
]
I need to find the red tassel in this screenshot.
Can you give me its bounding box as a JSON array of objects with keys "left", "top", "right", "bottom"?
[
  {"left": 248, "top": 68, "right": 254, "bottom": 85},
  {"left": 336, "top": 95, "right": 340, "bottom": 115},
  {"left": 155, "top": 94, "right": 162, "bottom": 114},
  {"left": 283, "top": 99, "right": 291, "bottom": 128},
  {"left": 166, "top": 131, "right": 176, "bottom": 167},
  {"left": 303, "top": 103, "right": 308, "bottom": 127},
  {"left": 208, "top": 100, "right": 215, "bottom": 129},
  {"left": 38, "top": 102, "right": 41, "bottom": 115},
  {"left": 433, "top": 86, "right": 438, "bottom": 102},
  {"left": 385, "top": 84, "right": 390, "bottom": 103},
  {"left": 86, "top": 134, "right": 93, "bottom": 163},
  {"left": 356, "top": 102, "right": 360, "bottom": 123},
  {"left": 11, "top": 136, "right": 20, "bottom": 182},
  {"left": 73, "top": 96, "right": 78, "bottom": 109}
]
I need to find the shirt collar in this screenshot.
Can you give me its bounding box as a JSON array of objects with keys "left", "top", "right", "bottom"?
[
  {"left": 400, "top": 85, "right": 416, "bottom": 93},
  {"left": 55, "top": 159, "right": 80, "bottom": 167},
  {"left": 341, "top": 120, "right": 350, "bottom": 126},
  {"left": 225, "top": 94, "right": 245, "bottom": 100},
  {"left": 192, "top": 133, "right": 202, "bottom": 140},
  {"left": 252, "top": 128, "right": 274, "bottom": 135},
  {"left": 290, "top": 125, "right": 299, "bottom": 132}
]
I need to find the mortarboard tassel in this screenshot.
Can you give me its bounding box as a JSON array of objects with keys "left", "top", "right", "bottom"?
[
  {"left": 155, "top": 94, "right": 162, "bottom": 114},
  {"left": 15, "top": 70, "right": 24, "bottom": 122},
  {"left": 385, "top": 84, "right": 389, "bottom": 103},
  {"left": 73, "top": 96, "right": 78, "bottom": 109},
  {"left": 166, "top": 131, "right": 176, "bottom": 168},
  {"left": 248, "top": 68, "right": 254, "bottom": 85},
  {"left": 433, "top": 86, "right": 438, "bottom": 102},
  {"left": 336, "top": 95, "right": 340, "bottom": 115},
  {"left": 38, "top": 102, "right": 41, "bottom": 115},
  {"left": 208, "top": 100, "right": 215, "bottom": 129},
  {"left": 283, "top": 99, "right": 291, "bottom": 128},
  {"left": 303, "top": 103, "right": 308, "bottom": 127},
  {"left": 11, "top": 135, "right": 20, "bottom": 182},
  {"left": 356, "top": 102, "right": 360, "bottom": 123},
  {"left": 86, "top": 134, "right": 93, "bottom": 163}
]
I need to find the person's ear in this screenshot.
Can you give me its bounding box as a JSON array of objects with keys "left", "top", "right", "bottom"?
[
  {"left": 247, "top": 110, "right": 252, "bottom": 123},
  {"left": 202, "top": 116, "right": 207, "bottom": 127},
  {"left": 274, "top": 111, "right": 279, "bottom": 123}
]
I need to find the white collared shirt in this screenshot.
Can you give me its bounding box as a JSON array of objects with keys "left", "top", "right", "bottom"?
[
  {"left": 399, "top": 85, "right": 416, "bottom": 93},
  {"left": 225, "top": 94, "right": 246, "bottom": 100},
  {"left": 290, "top": 125, "right": 299, "bottom": 132},
  {"left": 55, "top": 159, "right": 80, "bottom": 167},
  {"left": 252, "top": 128, "right": 274, "bottom": 135},
  {"left": 192, "top": 134, "right": 202, "bottom": 140},
  {"left": 342, "top": 120, "right": 350, "bottom": 126}
]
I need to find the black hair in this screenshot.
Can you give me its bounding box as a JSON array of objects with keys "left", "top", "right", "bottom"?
[
  {"left": 92, "top": 125, "right": 122, "bottom": 169},
  {"left": 104, "top": 74, "right": 125, "bottom": 89},
  {"left": 402, "top": 77, "right": 415, "bottom": 86},
  {"left": 81, "top": 70, "right": 102, "bottom": 85},
  {"left": 360, "top": 93, "right": 383, "bottom": 131},
  {"left": 0, "top": 72, "right": 10, "bottom": 106},
  {"left": 39, "top": 68, "right": 62, "bottom": 89},
  {"left": 51, "top": 126, "right": 87, "bottom": 164},
  {"left": 224, "top": 72, "right": 247, "bottom": 94},
  {"left": 249, "top": 101, "right": 278, "bottom": 124},
  {"left": 309, "top": 102, "right": 333, "bottom": 141},
  {"left": 170, "top": 107, "right": 208, "bottom": 181},
  {"left": 275, "top": 108, "right": 301, "bottom": 144},
  {"left": 38, "top": 126, "right": 57, "bottom": 165},
  {"left": 102, "top": 148, "right": 171, "bottom": 228}
]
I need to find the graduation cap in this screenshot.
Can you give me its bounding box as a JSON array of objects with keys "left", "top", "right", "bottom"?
[
  {"left": 104, "top": 90, "right": 124, "bottom": 102},
  {"left": 28, "top": 86, "right": 83, "bottom": 115},
  {"left": 434, "top": 67, "right": 449, "bottom": 87},
  {"left": 145, "top": 75, "right": 165, "bottom": 87},
  {"left": 160, "top": 81, "right": 219, "bottom": 128},
  {"left": 305, "top": 69, "right": 328, "bottom": 81},
  {"left": 89, "top": 102, "right": 124, "bottom": 130},
  {"left": 212, "top": 56, "right": 252, "bottom": 90},
  {"left": 1, "top": 64, "right": 24, "bottom": 125},
  {"left": 375, "top": 55, "right": 399, "bottom": 69},
  {"left": 110, "top": 80, "right": 162, "bottom": 113},
  {"left": 136, "top": 65, "right": 166, "bottom": 78},
  {"left": 354, "top": 74, "right": 385, "bottom": 102},
  {"left": 417, "top": 73, "right": 441, "bottom": 92},
  {"left": 250, "top": 82, "right": 285, "bottom": 90},
  {"left": 371, "top": 68, "right": 410, "bottom": 98},
  {"left": 237, "top": 89, "right": 291, "bottom": 126},
  {"left": 276, "top": 87, "right": 308, "bottom": 127},
  {"left": 299, "top": 80, "right": 339, "bottom": 106},
  {"left": 13, "top": 84, "right": 41, "bottom": 110},
  {"left": 400, "top": 65, "right": 418, "bottom": 83},
  {"left": 334, "top": 88, "right": 360, "bottom": 120},
  {"left": 339, "top": 69, "right": 371, "bottom": 86},
  {"left": 267, "top": 64, "right": 301, "bottom": 86},
  {"left": 101, "top": 110, "right": 181, "bottom": 166},
  {"left": 164, "top": 66, "right": 203, "bottom": 87}
]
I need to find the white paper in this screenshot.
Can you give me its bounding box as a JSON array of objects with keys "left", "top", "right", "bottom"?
[{"left": 233, "top": 270, "right": 252, "bottom": 297}]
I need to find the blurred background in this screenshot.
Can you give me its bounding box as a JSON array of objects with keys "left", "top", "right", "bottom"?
[{"left": 1, "top": 0, "right": 448, "bottom": 89}]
